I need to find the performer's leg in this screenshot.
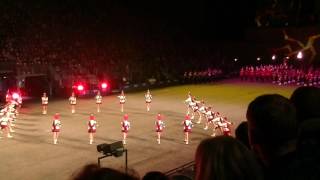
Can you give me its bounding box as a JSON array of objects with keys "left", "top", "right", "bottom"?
[
  {"left": 56, "top": 132, "right": 60, "bottom": 142},
  {"left": 147, "top": 103, "right": 150, "bottom": 112},
  {"left": 157, "top": 132, "right": 161, "bottom": 144},
  {"left": 211, "top": 126, "right": 216, "bottom": 137},
  {"left": 196, "top": 112, "right": 201, "bottom": 124},
  {"left": 89, "top": 133, "right": 93, "bottom": 144},
  {"left": 204, "top": 122, "right": 208, "bottom": 130},
  {"left": 8, "top": 121, "right": 14, "bottom": 133},
  {"left": 186, "top": 132, "right": 189, "bottom": 144},
  {"left": 6, "top": 127, "right": 12, "bottom": 138},
  {"left": 123, "top": 133, "right": 126, "bottom": 144},
  {"left": 71, "top": 105, "right": 75, "bottom": 113},
  {"left": 53, "top": 132, "right": 56, "bottom": 144}
]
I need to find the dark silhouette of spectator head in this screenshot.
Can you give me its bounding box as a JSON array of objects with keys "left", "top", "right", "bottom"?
[
  {"left": 235, "top": 121, "right": 250, "bottom": 149},
  {"left": 195, "top": 136, "right": 263, "bottom": 180},
  {"left": 71, "top": 164, "right": 138, "bottom": 180},
  {"left": 246, "top": 94, "right": 297, "bottom": 167},
  {"left": 142, "top": 171, "right": 169, "bottom": 180},
  {"left": 290, "top": 86, "right": 320, "bottom": 123}
]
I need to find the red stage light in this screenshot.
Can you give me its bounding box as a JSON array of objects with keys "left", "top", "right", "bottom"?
[
  {"left": 101, "top": 83, "right": 108, "bottom": 89},
  {"left": 77, "top": 85, "right": 84, "bottom": 91}
]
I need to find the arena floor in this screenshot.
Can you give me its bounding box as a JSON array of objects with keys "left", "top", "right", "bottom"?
[{"left": 0, "top": 80, "right": 296, "bottom": 180}]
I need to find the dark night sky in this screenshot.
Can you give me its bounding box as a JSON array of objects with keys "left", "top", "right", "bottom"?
[{"left": 0, "top": 0, "right": 318, "bottom": 45}]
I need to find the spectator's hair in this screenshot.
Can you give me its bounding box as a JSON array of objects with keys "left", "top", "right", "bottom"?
[
  {"left": 71, "top": 164, "right": 138, "bottom": 180},
  {"left": 170, "top": 174, "right": 192, "bottom": 180},
  {"left": 246, "top": 94, "right": 297, "bottom": 146},
  {"left": 290, "top": 86, "right": 320, "bottom": 123},
  {"left": 143, "top": 171, "right": 169, "bottom": 180},
  {"left": 195, "top": 136, "right": 263, "bottom": 180},
  {"left": 235, "top": 121, "right": 250, "bottom": 149}
]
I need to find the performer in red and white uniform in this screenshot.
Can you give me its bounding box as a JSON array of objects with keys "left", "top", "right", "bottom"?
[
  {"left": 0, "top": 111, "right": 13, "bottom": 138},
  {"left": 95, "top": 91, "right": 102, "bottom": 113},
  {"left": 155, "top": 113, "right": 165, "bottom": 144},
  {"left": 52, "top": 113, "right": 61, "bottom": 144},
  {"left": 184, "top": 92, "right": 192, "bottom": 114},
  {"left": 210, "top": 114, "right": 224, "bottom": 137},
  {"left": 197, "top": 100, "right": 207, "bottom": 124},
  {"left": 69, "top": 92, "right": 77, "bottom": 113},
  {"left": 182, "top": 115, "right": 193, "bottom": 145},
  {"left": 88, "top": 114, "right": 97, "bottom": 144},
  {"left": 6, "top": 104, "right": 17, "bottom": 132},
  {"left": 204, "top": 107, "right": 215, "bottom": 130},
  {"left": 121, "top": 114, "right": 130, "bottom": 144},
  {"left": 41, "top": 92, "right": 48, "bottom": 114},
  {"left": 118, "top": 90, "right": 126, "bottom": 112},
  {"left": 145, "top": 89, "right": 152, "bottom": 112},
  {"left": 217, "top": 117, "right": 233, "bottom": 136}
]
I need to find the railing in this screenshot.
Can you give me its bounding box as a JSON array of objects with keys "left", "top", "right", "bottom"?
[{"left": 164, "top": 161, "right": 195, "bottom": 177}]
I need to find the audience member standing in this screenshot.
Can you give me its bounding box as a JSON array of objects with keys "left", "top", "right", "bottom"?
[
  {"left": 246, "top": 94, "right": 297, "bottom": 180},
  {"left": 195, "top": 136, "right": 263, "bottom": 180}
]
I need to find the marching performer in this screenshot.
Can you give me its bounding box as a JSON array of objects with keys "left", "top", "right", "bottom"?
[
  {"left": 190, "top": 97, "right": 202, "bottom": 121},
  {"left": 88, "top": 114, "right": 97, "bottom": 144},
  {"left": 121, "top": 114, "right": 130, "bottom": 144},
  {"left": 0, "top": 111, "right": 13, "bottom": 138},
  {"left": 95, "top": 91, "right": 102, "bottom": 113},
  {"left": 6, "top": 104, "right": 16, "bottom": 132},
  {"left": 52, "top": 113, "right": 61, "bottom": 144},
  {"left": 204, "top": 107, "right": 215, "bottom": 130},
  {"left": 41, "top": 92, "right": 48, "bottom": 114},
  {"left": 197, "top": 100, "right": 207, "bottom": 124},
  {"left": 155, "top": 113, "right": 165, "bottom": 144},
  {"left": 182, "top": 115, "right": 193, "bottom": 145},
  {"left": 118, "top": 90, "right": 126, "bottom": 112},
  {"left": 69, "top": 92, "right": 77, "bottom": 113},
  {"left": 217, "top": 117, "right": 233, "bottom": 136},
  {"left": 145, "top": 89, "right": 152, "bottom": 112},
  {"left": 184, "top": 92, "right": 192, "bottom": 114}
]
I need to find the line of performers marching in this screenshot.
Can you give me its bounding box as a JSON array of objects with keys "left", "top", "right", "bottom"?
[
  {"left": 184, "top": 92, "right": 233, "bottom": 144},
  {"left": 0, "top": 97, "right": 21, "bottom": 139},
  {"left": 1, "top": 89, "right": 233, "bottom": 145}
]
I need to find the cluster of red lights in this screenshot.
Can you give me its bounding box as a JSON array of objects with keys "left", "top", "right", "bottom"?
[{"left": 72, "top": 82, "right": 108, "bottom": 93}]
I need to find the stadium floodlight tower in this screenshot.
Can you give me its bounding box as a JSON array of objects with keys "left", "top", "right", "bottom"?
[{"left": 97, "top": 141, "right": 128, "bottom": 173}]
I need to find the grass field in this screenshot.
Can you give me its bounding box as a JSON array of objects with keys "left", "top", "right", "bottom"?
[{"left": 0, "top": 80, "right": 297, "bottom": 180}]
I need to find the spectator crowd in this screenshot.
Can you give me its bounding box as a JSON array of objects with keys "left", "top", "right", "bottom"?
[{"left": 240, "top": 64, "right": 320, "bottom": 86}]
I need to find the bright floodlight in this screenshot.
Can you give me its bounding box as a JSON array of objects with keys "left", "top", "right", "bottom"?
[
  {"left": 101, "top": 83, "right": 108, "bottom": 89},
  {"left": 272, "top": 55, "right": 276, "bottom": 60},
  {"left": 257, "top": 57, "right": 261, "bottom": 61},
  {"left": 77, "top": 85, "right": 84, "bottom": 91},
  {"left": 297, "top": 51, "right": 303, "bottom": 59}
]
